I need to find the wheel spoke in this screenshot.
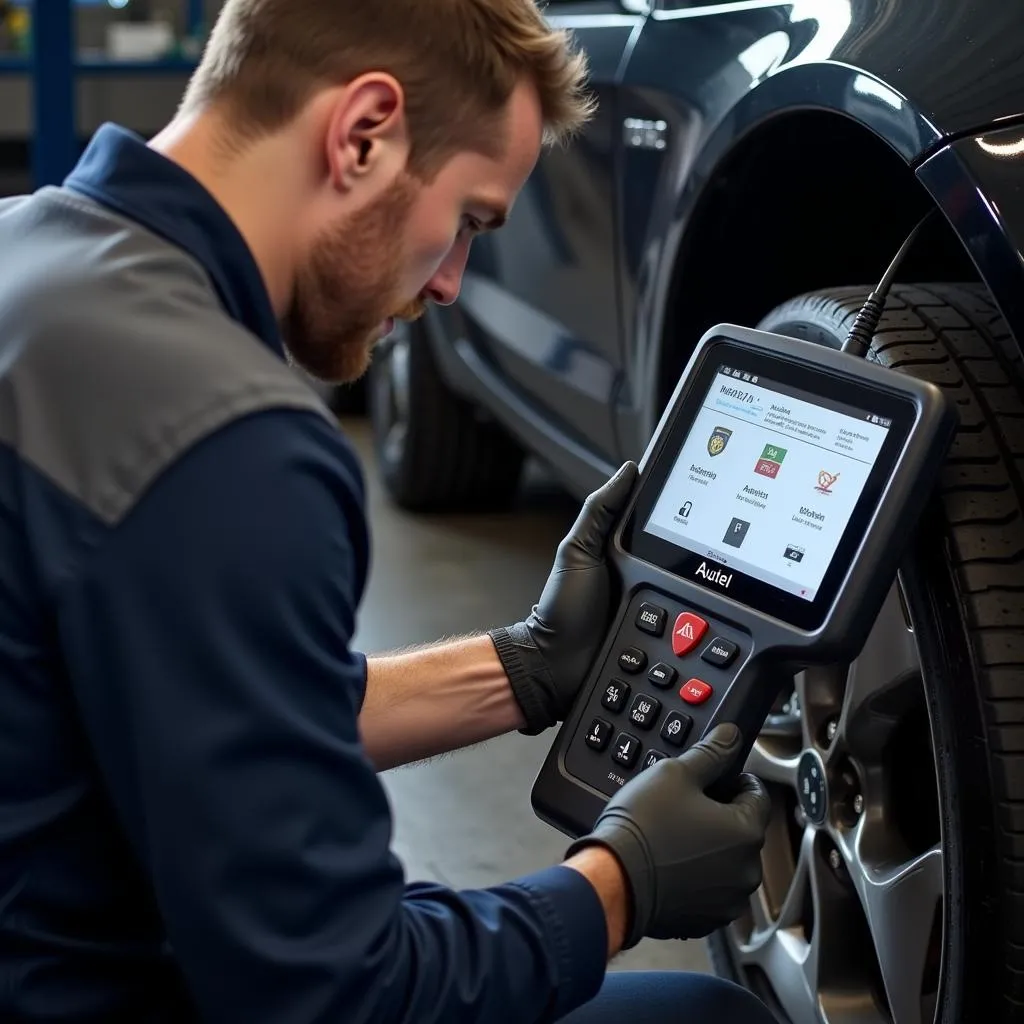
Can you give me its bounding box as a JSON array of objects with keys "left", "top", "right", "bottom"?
[
  {"left": 384, "top": 422, "right": 408, "bottom": 466},
  {"left": 835, "top": 585, "right": 920, "bottom": 763},
  {"left": 745, "top": 741, "right": 799, "bottom": 788},
  {"left": 739, "top": 827, "right": 816, "bottom": 1023},
  {"left": 795, "top": 665, "right": 844, "bottom": 753},
  {"left": 389, "top": 334, "right": 412, "bottom": 423},
  {"left": 840, "top": 830, "right": 943, "bottom": 1024},
  {"left": 776, "top": 824, "right": 812, "bottom": 930}
]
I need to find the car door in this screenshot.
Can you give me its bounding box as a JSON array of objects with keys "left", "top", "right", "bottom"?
[
  {"left": 452, "top": 0, "right": 648, "bottom": 461},
  {"left": 612, "top": 0, "right": 820, "bottom": 456}
]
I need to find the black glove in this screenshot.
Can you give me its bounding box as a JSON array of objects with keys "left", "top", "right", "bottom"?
[
  {"left": 488, "top": 461, "right": 638, "bottom": 735},
  {"left": 567, "top": 724, "right": 771, "bottom": 949}
]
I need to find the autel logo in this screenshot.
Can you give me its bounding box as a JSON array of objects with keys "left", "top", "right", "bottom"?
[{"left": 694, "top": 561, "right": 734, "bottom": 589}]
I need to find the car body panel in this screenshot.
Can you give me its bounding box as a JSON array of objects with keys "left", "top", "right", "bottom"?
[
  {"left": 425, "top": 0, "right": 1024, "bottom": 501},
  {"left": 645, "top": 0, "right": 1024, "bottom": 145},
  {"left": 917, "top": 124, "right": 1024, "bottom": 355},
  {"left": 437, "top": 2, "right": 644, "bottom": 461}
]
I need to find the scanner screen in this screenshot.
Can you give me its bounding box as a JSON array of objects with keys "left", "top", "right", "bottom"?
[{"left": 643, "top": 366, "right": 891, "bottom": 602}]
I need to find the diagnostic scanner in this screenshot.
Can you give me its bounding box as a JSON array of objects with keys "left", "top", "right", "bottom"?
[{"left": 532, "top": 323, "right": 957, "bottom": 838}]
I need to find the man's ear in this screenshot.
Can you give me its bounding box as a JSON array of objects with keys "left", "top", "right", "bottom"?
[{"left": 325, "top": 73, "right": 410, "bottom": 194}]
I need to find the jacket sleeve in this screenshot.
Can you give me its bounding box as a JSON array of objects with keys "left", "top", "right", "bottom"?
[{"left": 54, "top": 409, "right": 608, "bottom": 1024}]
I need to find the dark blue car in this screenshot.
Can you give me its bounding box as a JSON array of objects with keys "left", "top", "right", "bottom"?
[{"left": 369, "top": 2, "right": 1024, "bottom": 1021}]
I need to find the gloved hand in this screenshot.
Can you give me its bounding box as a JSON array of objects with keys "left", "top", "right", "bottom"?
[
  {"left": 488, "top": 461, "right": 638, "bottom": 734},
  {"left": 567, "top": 724, "right": 771, "bottom": 948}
]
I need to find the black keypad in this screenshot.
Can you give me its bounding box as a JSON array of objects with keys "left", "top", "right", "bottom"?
[
  {"left": 701, "top": 636, "right": 739, "bottom": 668},
  {"left": 648, "top": 662, "right": 678, "bottom": 689},
  {"left": 618, "top": 647, "right": 647, "bottom": 674},
  {"left": 585, "top": 718, "right": 613, "bottom": 751},
  {"left": 628, "top": 693, "right": 661, "bottom": 731},
  {"left": 612, "top": 732, "right": 641, "bottom": 769},
  {"left": 641, "top": 750, "right": 669, "bottom": 771},
  {"left": 601, "top": 679, "right": 630, "bottom": 714},
  {"left": 635, "top": 602, "right": 666, "bottom": 637},
  {"left": 660, "top": 711, "right": 693, "bottom": 748}
]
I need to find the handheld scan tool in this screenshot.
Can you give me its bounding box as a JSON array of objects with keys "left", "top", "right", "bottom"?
[{"left": 532, "top": 323, "right": 957, "bottom": 837}]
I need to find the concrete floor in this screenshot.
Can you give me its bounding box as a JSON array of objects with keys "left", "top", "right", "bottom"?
[{"left": 344, "top": 417, "right": 712, "bottom": 975}]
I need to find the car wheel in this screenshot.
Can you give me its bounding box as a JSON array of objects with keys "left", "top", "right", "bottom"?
[
  {"left": 368, "top": 318, "right": 525, "bottom": 512},
  {"left": 705, "top": 283, "right": 1024, "bottom": 1023},
  {"left": 326, "top": 378, "right": 367, "bottom": 417}
]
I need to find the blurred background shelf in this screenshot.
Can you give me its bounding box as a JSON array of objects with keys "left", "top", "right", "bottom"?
[
  {"left": 0, "top": 57, "right": 198, "bottom": 74},
  {"left": 1, "top": 0, "right": 207, "bottom": 189}
]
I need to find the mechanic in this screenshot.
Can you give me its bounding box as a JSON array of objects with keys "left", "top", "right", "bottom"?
[{"left": 0, "top": 1, "right": 777, "bottom": 1021}]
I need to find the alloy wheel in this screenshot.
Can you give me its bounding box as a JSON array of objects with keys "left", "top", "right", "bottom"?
[
  {"left": 371, "top": 321, "right": 412, "bottom": 468},
  {"left": 731, "top": 581, "right": 945, "bottom": 1024}
]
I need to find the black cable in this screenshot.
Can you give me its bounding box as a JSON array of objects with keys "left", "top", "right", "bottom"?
[{"left": 842, "top": 210, "right": 938, "bottom": 359}]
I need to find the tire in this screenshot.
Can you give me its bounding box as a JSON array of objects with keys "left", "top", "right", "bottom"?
[
  {"left": 327, "top": 378, "right": 367, "bottom": 417},
  {"left": 368, "top": 318, "right": 525, "bottom": 512},
  {"left": 704, "top": 283, "right": 1024, "bottom": 1024}
]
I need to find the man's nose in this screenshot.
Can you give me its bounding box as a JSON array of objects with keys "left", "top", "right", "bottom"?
[{"left": 424, "top": 246, "right": 470, "bottom": 307}]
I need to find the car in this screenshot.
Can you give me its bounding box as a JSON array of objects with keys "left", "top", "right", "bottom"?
[{"left": 368, "top": 1, "right": 1024, "bottom": 1021}]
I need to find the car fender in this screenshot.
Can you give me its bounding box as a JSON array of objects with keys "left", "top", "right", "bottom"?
[{"left": 630, "top": 59, "right": 1024, "bottom": 443}]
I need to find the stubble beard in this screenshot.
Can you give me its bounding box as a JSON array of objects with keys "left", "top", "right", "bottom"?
[{"left": 284, "top": 173, "right": 425, "bottom": 384}]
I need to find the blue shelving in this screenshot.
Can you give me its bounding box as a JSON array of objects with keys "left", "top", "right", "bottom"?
[
  {"left": 22, "top": 0, "right": 204, "bottom": 187},
  {"left": 0, "top": 57, "right": 198, "bottom": 75}
]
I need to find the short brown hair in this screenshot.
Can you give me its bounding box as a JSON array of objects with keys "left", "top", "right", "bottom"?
[{"left": 181, "top": 0, "right": 595, "bottom": 177}]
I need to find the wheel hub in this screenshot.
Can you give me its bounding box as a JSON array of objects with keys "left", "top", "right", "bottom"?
[
  {"left": 796, "top": 749, "right": 828, "bottom": 826},
  {"left": 724, "top": 585, "right": 945, "bottom": 1024}
]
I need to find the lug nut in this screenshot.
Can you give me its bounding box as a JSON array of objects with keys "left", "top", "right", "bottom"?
[
  {"left": 828, "top": 848, "right": 842, "bottom": 871},
  {"left": 826, "top": 718, "right": 838, "bottom": 743},
  {"left": 853, "top": 793, "right": 865, "bottom": 816}
]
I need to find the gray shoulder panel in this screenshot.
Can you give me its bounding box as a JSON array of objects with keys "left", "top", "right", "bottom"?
[{"left": 0, "top": 187, "right": 334, "bottom": 525}]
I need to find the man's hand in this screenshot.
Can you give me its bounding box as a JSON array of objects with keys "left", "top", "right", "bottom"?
[
  {"left": 567, "top": 724, "right": 771, "bottom": 948},
  {"left": 488, "top": 461, "right": 638, "bottom": 734}
]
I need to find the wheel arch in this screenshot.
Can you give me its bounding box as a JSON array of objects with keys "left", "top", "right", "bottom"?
[
  {"left": 637, "top": 108, "right": 977, "bottom": 435},
  {"left": 626, "top": 66, "right": 1024, "bottom": 443}
]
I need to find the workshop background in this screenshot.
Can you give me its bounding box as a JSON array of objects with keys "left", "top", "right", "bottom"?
[{"left": 2, "top": 0, "right": 709, "bottom": 974}]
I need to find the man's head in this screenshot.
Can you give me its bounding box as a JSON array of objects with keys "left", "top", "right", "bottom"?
[{"left": 176, "top": 0, "right": 594, "bottom": 382}]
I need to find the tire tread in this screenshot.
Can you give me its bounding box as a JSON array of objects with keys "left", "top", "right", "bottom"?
[{"left": 707, "top": 282, "right": 1024, "bottom": 1020}]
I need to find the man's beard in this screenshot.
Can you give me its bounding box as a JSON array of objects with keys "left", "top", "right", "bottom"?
[{"left": 283, "top": 173, "right": 425, "bottom": 384}]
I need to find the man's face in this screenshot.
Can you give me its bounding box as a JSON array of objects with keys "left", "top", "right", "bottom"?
[{"left": 284, "top": 80, "right": 544, "bottom": 383}]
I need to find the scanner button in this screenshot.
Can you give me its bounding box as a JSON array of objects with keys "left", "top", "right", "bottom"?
[
  {"left": 612, "top": 732, "right": 641, "bottom": 769},
  {"left": 636, "top": 602, "right": 666, "bottom": 637},
  {"left": 641, "top": 750, "right": 669, "bottom": 772},
  {"left": 681, "top": 678, "right": 713, "bottom": 705},
  {"left": 601, "top": 679, "right": 631, "bottom": 713},
  {"left": 618, "top": 647, "right": 647, "bottom": 674},
  {"left": 701, "top": 637, "right": 739, "bottom": 668},
  {"left": 672, "top": 612, "right": 708, "bottom": 657},
  {"left": 648, "top": 663, "right": 678, "bottom": 689},
  {"left": 628, "top": 694, "right": 662, "bottom": 730},
  {"left": 585, "top": 718, "right": 613, "bottom": 752},
  {"left": 660, "top": 711, "right": 693, "bottom": 748}
]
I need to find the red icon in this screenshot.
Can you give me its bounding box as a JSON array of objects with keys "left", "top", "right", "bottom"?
[
  {"left": 680, "top": 678, "right": 713, "bottom": 705},
  {"left": 672, "top": 612, "right": 708, "bottom": 656},
  {"left": 754, "top": 459, "right": 781, "bottom": 479}
]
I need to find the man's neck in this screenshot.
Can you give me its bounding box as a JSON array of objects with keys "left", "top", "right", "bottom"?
[{"left": 149, "top": 112, "right": 301, "bottom": 317}]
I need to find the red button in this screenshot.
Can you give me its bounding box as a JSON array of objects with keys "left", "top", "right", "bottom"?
[
  {"left": 671, "top": 612, "right": 708, "bottom": 656},
  {"left": 680, "top": 678, "right": 713, "bottom": 705}
]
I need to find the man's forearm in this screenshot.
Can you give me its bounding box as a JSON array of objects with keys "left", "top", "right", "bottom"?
[{"left": 359, "top": 635, "right": 526, "bottom": 771}]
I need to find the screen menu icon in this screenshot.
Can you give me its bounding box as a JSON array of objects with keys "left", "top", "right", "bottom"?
[
  {"left": 754, "top": 443, "right": 787, "bottom": 479},
  {"left": 707, "top": 426, "right": 733, "bottom": 457},
  {"left": 723, "top": 518, "right": 751, "bottom": 548},
  {"left": 783, "top": 544, "right": 805, "bottom": 563},
  {"left": 815, "top": 470, "right": 840, "bottom": 494}
]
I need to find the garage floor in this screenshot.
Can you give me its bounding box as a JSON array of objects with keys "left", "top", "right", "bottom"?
[{"left": 344, "top": 418, "right": 711, "bottom": 975}]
